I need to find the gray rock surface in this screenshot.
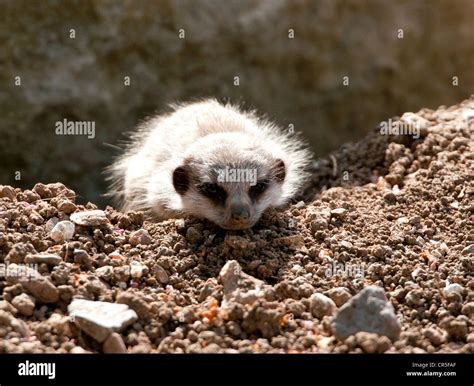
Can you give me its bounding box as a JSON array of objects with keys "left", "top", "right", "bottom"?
[
  {"left": 218, "top": 260, "right": 266, "bottom": 308},
  {"left": 331, "top": 286, "right": 401, "bottom": 341},
  {"left": 70, "top": 210, "right": 109, "bottom": 227},
  {"left": 68, "top": 299, "right": 138, "bottom": 342}
]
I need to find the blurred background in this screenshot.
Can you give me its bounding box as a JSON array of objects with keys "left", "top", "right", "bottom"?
[{"left": 0, "top": 0, "right": 473, "bottom": 206}]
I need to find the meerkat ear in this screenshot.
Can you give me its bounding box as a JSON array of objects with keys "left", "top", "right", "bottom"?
[
  {"left": 273, "top": 159, "right": 286, "bottom": 182},
  {"left": 173, "top": 166, "right": 190, "bottom": 194}
]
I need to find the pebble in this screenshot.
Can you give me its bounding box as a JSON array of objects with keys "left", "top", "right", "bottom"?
[
  {"left": 218, "top": 260, "right": 266, "bottom": 308},
  {"left": 186, "top": 227, "right": 203, "bottom": 244},
  {"left": 444, "top": 318, "right": 468, "bottom": 340},
  {"left": 0, "top": 185, "right": 16, "bottom": 200},
  {"left": 461, "top": 244, "right": 474, "bottom": 255},
  {"left": 325, "top": 287, "right": 352, "bottom": 307},
  {"left": 95, "top": 266, "right": 114, "bottom": 282},
  {"left": 423, "top": 327, "right": 445, "bottom": 346},
  {"left": 0, "top": 300, "right": 17, "bottom": 315},
  {"left": 330, "top": 208, "right": 347, "bottom": 218},
  {"left": 47, "top": 313, "right": 73, "bottom": 336},
  {"left": 383, "top": 191, "right": 397, "bottom": 203},
  {"left": 129, "top": 229, "right": 152, "bottom": 246},
  {"left": 153, "top": 265, "right": 169, "bottom": 285},
  {"left": 443, "top": 283, "right": 463, "bottom": 298},
  {"left": 103, "top": 332, "right": 127, "bottom": 353},
  {"left": 11, "top": 293, "right": 35, "bottom": 316},
  {"left": 331, "top": 286, "right": 401, "bottom": 341},
  {"left": 354, "top": 332, "right": 391, "bottom": 353},
  {"left": 6, "top": 263, "right": 59, "bottom": 303},
  {"left": 44, "top": 217, "right": 59, "bottom": 232},
  {"left": 68, "top": 299, "right": 138, "bottom": 342},
  {"left": 309, "top": 293, "right": 336, "bottom": 319},
  {"left": 461, "top": 302, "right": 474, "bottom": 317},
  {"left": 24, "top": 254, "right": 62, "bottom": 266},
  {"left": 73, "top": 249, "right": 92, "bottom": 268},
  {"left": 50, "top": 221, "right": 75, "bottom": 243},
  {"left": 70, "top": 210, "right": 109, "bottom": 227},
  {"left": 57, "top": 199, "right": 77, "bottom": 214},
  {"left": 130, "top": 261, "right": 148, "bottom": 279}
]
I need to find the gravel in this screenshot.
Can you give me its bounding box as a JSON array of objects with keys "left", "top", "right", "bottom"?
[{"left": 0, "top": 97, "right": 472, "bottom": 353}]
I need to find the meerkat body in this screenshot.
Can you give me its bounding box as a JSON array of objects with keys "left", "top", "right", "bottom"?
[{"left": 107, "top": 99, "right": 311, "bottom": 230}]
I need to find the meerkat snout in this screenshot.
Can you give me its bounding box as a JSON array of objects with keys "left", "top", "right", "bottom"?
[
  {"left": 106, "top": 99, "right": 311, "bottom": 230},
  {"left": 229, "top": 196, "right": 250, "bottom": 221}
]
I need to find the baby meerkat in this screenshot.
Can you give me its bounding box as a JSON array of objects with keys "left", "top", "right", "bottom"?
[{"left": 106, "top": 99, "right": 312, "bottom": 230}]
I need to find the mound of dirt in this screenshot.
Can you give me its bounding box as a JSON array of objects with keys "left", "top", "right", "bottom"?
[{"left": 0, "top": 97, "right": 472, "bottom": 353}]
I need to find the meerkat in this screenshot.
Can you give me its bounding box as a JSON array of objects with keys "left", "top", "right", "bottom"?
[{"left": 106, "top": 99, "right": 312, "bottom": 230}]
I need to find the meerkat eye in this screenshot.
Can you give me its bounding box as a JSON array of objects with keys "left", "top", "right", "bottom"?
[
  {"left": 198, "top": 183, "right": 227, "bottom": 204},
  {"left": 249, "top": 180, "right": 269, "bottom": 198}
]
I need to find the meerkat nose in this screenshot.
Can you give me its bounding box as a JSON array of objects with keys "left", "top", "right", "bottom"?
[{"left": 230, "top": 201, "right": 250, "bottom": 221}]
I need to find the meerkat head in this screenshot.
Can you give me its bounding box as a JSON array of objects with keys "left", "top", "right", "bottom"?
[{"left": 171, "top": 134, "right": 286, "bottom": 230}]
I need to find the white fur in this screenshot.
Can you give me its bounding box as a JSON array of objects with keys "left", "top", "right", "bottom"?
[{"left": 106, "top": 99, "right": 311, "bottom": 227}]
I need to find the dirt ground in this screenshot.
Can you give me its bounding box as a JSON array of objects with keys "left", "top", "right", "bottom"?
[{"left": 0, "top": 97, "right": 472, "bottom": 353}]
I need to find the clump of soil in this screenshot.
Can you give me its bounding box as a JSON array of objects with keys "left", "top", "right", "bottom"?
[{"left": 0, "top": 97, "right": 473, "bottom": 353}]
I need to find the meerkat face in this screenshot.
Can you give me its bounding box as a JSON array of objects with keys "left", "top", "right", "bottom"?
[{"left": 172, "top": 158, "right": 286, "bottom": 230}]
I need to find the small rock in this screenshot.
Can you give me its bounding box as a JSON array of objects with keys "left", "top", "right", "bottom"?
[
  {"left": 467, "top": 333, "right": 474, "bottom": 344},
  {"left": 273, "top": 235, "right": 306, "bottom": 251},
  {"left": 325, "top": 287, "right": 352, "bottom": 307},
  {"left": 70, "top": 210, "right": 109, "bottom": 227},
  {"left": 309, "top": 293, "right": 336, "bottom": 318},
  {"left": 116, "top": 292, "right": 150, "bottom": 319},
  {"left": 74, "top": 249, "right": 92, "bottom": 268},
  {"left": 443, "top": 283, "right": 463, "bottom": 298},
  {"left": 331, "top": 286, "right": 401, "bottom": 341},
  {"left": 383, "top": 191, "right": 397, "bottom": 203},
  {"left": 50, "top": 221, "right": 75, "bottom": 243},
  {"left": 0, "top": 185, "right": 16, "bottom": 200},
  {"left": 24, "top": 254, "right": 62, "bottom": 266},
  {"left": 6, "top": 264, "right": 59, "bottom": 303},
  {"left": 354, "top": 331, "right": 391, "bottom": 353},
  {"left": 444, "top": 318, "right": 468, "bottom": 340},
  {"left": 461, "top": 244, "right": 474, "bottom": 255},
  {"left": 153, "top": 265, "right": 169, "bottom": 285},
  {"left": 10, "top": 318, "right": 29, "bottom": 337},
  {"left": 129, "top": 229, "right": 152, "bottom": 246},
  {"left": 423, "top": 327, "right": 446, "bottom": 346},
  {"left": 0, "top": 300, "right": 17, "bottom": 315},
  {"left": 186, "top": 227, "right": 202, "bottom": 244},
  {"left": 103, "top": 332, "right": 127, "bottom": 353},
  {"left": 340, "top": 240, "right": 353, "bottom": 250},
  {"left": 47, "top": 313, "right": 73, "bottom": 337},
  {"left": 68, "top": 299, "right": 138, "bottom": 342},
  {"left": 44, "top": 217, "right": 59, "bottom": 232},
  {"left": 95, "top": 266, "right": 114, "bottom": 282},
  {"left": 218, "top": 260, "right": 266, "bottom": 308},
  {"left": 130, "top": 261, "right": 148, "bottom": 279},
  {"left": 57, "top": 199, "right": 77, "bottom": 214},
  {"left": 224, "top": 235, "right": 256, "bottom": 250},
  {"left": 330, "top": 208, "right": 347, "bottom": 218},
  {"left": 461, "top": 302, "right": 474, "bottom": 317},
  {"left": 11, "top": 293, "right": 35, "bottom": 316}
]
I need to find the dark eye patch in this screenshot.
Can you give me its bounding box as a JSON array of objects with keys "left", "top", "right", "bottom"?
[
  {"left": 198, "top": 183, "right": 227, "bottom": 205},
  {"left": 249, "top": 180, "right": 269, "bottom": 199}
]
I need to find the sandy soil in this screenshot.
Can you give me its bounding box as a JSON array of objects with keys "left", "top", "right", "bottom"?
[{"left": 0, "top": 97, "right": 473, "bottom": 353}]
